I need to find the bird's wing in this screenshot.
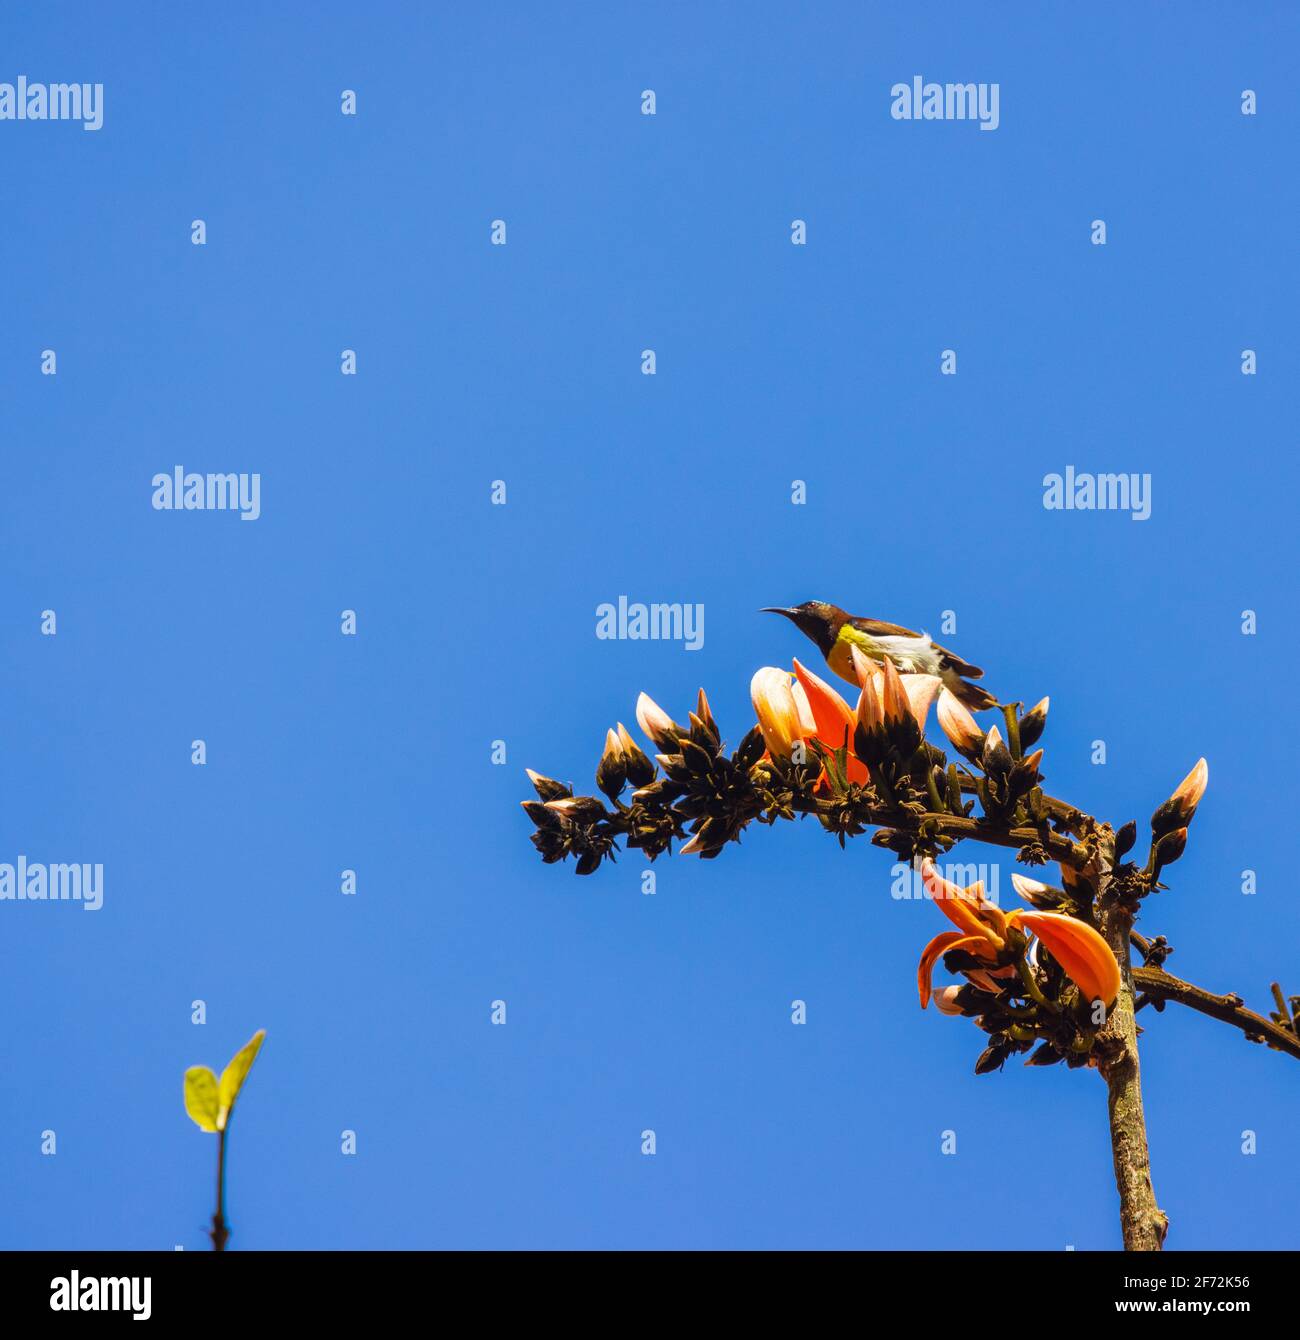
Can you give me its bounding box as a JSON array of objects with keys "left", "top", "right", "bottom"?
[
  {"left": 847, "top": 616, "right": 921, "bottom": 639},
  {"left": 849, "top": 616, "right": 986, "bottom": 680},
  {"left": 932, "top": 642, "right": 984, "bottom": 679}
]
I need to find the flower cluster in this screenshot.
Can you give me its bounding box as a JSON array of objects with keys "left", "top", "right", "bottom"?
[
  {"left": 918, "top": 859, "right": 1121, "bottom": 1070},
  {"left": 520, "top": 652, "right": 1212, "bottom": 1073}
]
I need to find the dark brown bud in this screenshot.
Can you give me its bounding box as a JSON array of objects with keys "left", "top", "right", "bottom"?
[
  {"left": 544, "top": 796, "right": 607, "bottom": 824},
  {"left": 1115, "top": 820, "right": 1138, "bottom": 858},
  {"left": 596, "top": 730, "right": 628, "bottom": 801},
  {"left": 974, "top": 1041, "right": 1012, "bottom": 1075},
  {"left": 1152, "top": 826, "right": 1188, "bottom": 872},
  {"left": 734, "top": 725, "right": 766, "bottom": 770},
  {"left": 525, "top": 769, "right": 571, "bottom": 802},
  {"left": 678, "top": 737, "right": 717, "bottom": 776},
  {"left": 521, "top": 799, "right": 561, "bottom": 829},
  {"left": 1025, "top": 1042, "right": 1064, "bottom": 1067},
  {"left": 616, "top": 724, "right": 656, "bottom": 789},
  {"left": 1018, "top": 697, "right": 1050, "bottom": 750},
  {"left": 981, "top": 725, "right": 1013, "bottom": 777}
]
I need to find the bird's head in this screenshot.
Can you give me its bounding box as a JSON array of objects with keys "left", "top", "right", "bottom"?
[{"left": 760, "top": 600, "right": 846, "bottom": 654}]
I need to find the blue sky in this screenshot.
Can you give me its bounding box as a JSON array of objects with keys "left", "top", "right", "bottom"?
[{"left": 1, "top": 2, "right": 1297, "bottom": 1249}]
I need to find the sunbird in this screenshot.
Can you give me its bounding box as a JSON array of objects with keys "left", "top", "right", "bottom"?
[{"left": 762, "top": 600, "right": 997, "bottom": 710}]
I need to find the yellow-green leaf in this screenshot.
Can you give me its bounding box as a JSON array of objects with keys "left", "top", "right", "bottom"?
[
  {"left": 184, "top": 1066, "right": 220, "bottom": 1132},
  {"left": 218, "top": 1029, "right": 266, "bottom": 1114}
]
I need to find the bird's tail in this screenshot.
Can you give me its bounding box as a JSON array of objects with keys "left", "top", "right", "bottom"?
[{"left": 951, "top": 678, "right": 999, "bottom": 712}]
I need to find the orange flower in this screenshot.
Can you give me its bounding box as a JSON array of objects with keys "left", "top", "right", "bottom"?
[
  {"left": 848, "top": 646, "right": 941, "bottom": 733},
  {"left": 750, "top": 667, "right": 803, "bottom": 758},
  {"left": 917, "top": 859, "right": 1120, "bottom": 1011},
  {"left": 791, "top": 659, "right": 871, "bottom": 785},
  {"left": 937, "top": 688, "right": 984, "bottom": 754},
  {"left": 792, "top": 658, "right": 854, "bottom": 748}
]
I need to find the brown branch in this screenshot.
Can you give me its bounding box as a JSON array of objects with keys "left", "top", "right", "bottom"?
[
  {"left": 1096, "top": 872, "right": 1168, "bottom": 1251},
  {"left": 955, "top": 774, "right": 1092, "bottom": 840},
  {"left": 1133, "top": 965, "right": 1300, "bottom": 1061},
  {"left": 790, "top": 793, "right": 1087, "bottom": 867},
  {"left": 927, "top": 813, "right": 1088, "bottom": 865}
]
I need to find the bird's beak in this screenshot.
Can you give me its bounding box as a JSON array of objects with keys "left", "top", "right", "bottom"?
[{"left": 760, "top": 607, "right": 797, "bottom": 619}]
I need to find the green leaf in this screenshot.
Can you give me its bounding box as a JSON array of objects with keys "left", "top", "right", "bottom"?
[
  {"left": 218, "top": 1029, "right": 266, "bottom": 1115},
  {"left": 184, "top": 1066, "right": 220, "bottom": 1132}
]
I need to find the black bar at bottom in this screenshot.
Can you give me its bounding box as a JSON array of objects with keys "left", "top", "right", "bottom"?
[{"left": 4, "top": 1248, "right": 1286, "bottom": 1325}]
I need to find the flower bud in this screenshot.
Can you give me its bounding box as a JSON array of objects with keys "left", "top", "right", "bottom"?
[
  {"left": 751, "top": 667, "right": 803, "bottom": 758},
  {"left": 1010, "top": 872, "right": 1060, "bottom": 909},
  {"left": 856, "top": 671, "right": 884, "bottom": 732},
  {"left": 937, "top": 688, "right": 984, "bottom": 756},
  {"left": 520, "top": 799, "right": 561, "bottom": 829},
  {"left": 848, "top": 644, "right": 878, "bottom": 687},
  {"left": 982, "top": 724, "right": 1013, "bottom": 777},
  {"left": 1151, "top": 758, "right": 1208, "bottom": 837},
  {"left": 1152, "top": 826, "right": 1188, "bottom": 872},
  {"left": 879, "top": 656, "right": 911, "bottom": 726},
  {"left": 636, "top": 692, "right": 682, "bottom": 751},
  {"left": 902, "top": 675, "right": 943, "bottom": 734},
  {"left": 734, "top": 724, "right": 766, "bottom": 770},
  {"left": 596, "top": 728, "right": 628, "bottom": 800},
  {"left": 1025, "top": 1042, "right": 1064, "bottom": 1067},
  {"left": 1018, "top": 697, "right": 1050, "bottom": 749},
  {"left": 1115, "top": 819, "right": 1138, "bottom": 859},
  {"left": 544, "top": 795, "right": 607, "bottom": 824},
  {"left": 616, "top": 723, "right": 656, "bottom": 788},
  {"left": 525, "top": 768, "right": 572, "bottom": 802}
]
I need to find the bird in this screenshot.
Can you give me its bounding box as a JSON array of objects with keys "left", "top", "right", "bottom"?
[{"left": 761, "top": 600, "right": 998, "bottom": 711}]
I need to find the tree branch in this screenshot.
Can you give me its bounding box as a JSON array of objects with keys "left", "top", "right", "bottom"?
[
  {"left": 789, "top": 793, "right": 1087, "bottom": 867},
  {"left": 1133, "top": 965, "right": 1300, "bottom": 1061},
  {"left": 1096, "top": 880, "right": 1168, "bottom": 1251}
]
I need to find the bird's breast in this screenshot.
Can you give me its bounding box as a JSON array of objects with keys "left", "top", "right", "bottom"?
[{"left": 826, "top": 627, "right": 882, "bottom": 685}]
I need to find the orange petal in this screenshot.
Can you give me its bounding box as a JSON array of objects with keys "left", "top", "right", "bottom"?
[
  {"left": 920, "top": 858, "right": 1002, "bottom": 945},
  {"left": 1014, "top": 911, "right": 1121, "bottom": 1007},
  {"left": 750, "top": 667, "right": 801, "bottom": 758},
  {"left": 792, "top": 658, "right": 855, "bottom": 750},
  {"left": 937, "top": 688, "right": 983, "bottom": 752},
  {"left": 789, "top": 679, "right": 819, "bottom": 737},
  {"left": 848, "top": 644, "right": 879, "bottom": 688},
  {"left": 879, "top": 656, "right": 911, "bottom": 724},
  {"left": 918, "top": 932, "right": 987, "bottom": 1009},
  {"left": 902, "top": 674, "right": 943, "bottom": 731}
]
